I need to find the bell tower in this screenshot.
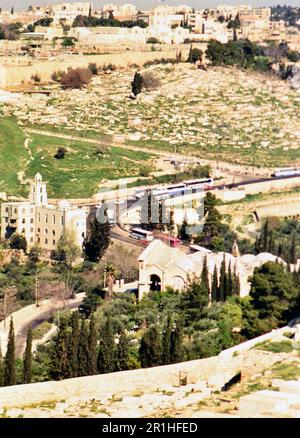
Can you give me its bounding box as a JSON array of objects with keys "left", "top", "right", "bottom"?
[{"left": 29, "top": 173, "right": 48, "bottom": 206}]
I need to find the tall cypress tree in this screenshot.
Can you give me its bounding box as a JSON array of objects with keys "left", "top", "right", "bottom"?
[
  {"left": 201, "top": 256, "right": 210, "bottom": 297},
  {"left": 139, "top": 324, "right": 162, "bottom": 368},
  {"left": 84, "top": 213, "right": 111, "bottom": 263},
  {"left": 262, "top": 219, "right": 269, "bottom": 251},
  {"left": 69, "top": 312, "right": 80, "bottom": 377},
  {"left": 290, "top": 232, "right": 297, "bottom": 264},
  {"left": 162, "top": 314, "right": 172, "bottom": 365},
  {"left": 170, "top": 320, "right": 183, "bottom": 364},
  {"left": 219, "top": 254, "right": 227, "bottom": 302},
  {"left": 116, "top": 329, "right": 130, "bottom": 371},
  {"left": 78, "top": 320, "right": 90, "bottom": 377},
  {"left": 23, "top": 326, "right": 32, "bottom": 384},
  {"left": 4, "top": 318, "right": 16, "bottom": 386},
  {"left": 97, "top": 317, "right": 116, "bottom": 374},
  {"left": 0, "top": 344, "right": 4, "bottom": 387},
  {"left": 211, "top": 265, "right": 219, "bottom": 302},
  {"left": 88, "top": 313, "right": 97, "bottom": 375},
  {"left": 51, "top": 320, "right": 70, "bottom": 380},
  {"left": 227, "top": 262, "right": 233, "bottom": 297}
]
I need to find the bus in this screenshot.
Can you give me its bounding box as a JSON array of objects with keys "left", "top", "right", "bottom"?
[
  {"left": 130, "top": 228, "right": 154, "bottom": 241},
  {"left": 157, "top": 234, "right": 182, "bottom": 248}
]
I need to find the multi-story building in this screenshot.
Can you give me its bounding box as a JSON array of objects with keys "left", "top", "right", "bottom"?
[
  {"left": 50, "top": 2, "right": 92, "bottom": 26},
  {"left": 0, "top": 174, "right": 87, "bottom": 252}
]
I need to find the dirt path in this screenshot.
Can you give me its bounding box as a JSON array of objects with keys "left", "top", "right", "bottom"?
[{"left": 24, "top": 128, "right": 272, "bottom": 178}]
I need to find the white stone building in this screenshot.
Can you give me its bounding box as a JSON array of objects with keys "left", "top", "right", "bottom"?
[
  {"left": 0, "top": 174, "right": 87, "bottom": 252},
  {"left": 138, "top": 239, "right": 285, "bottom": 299}
]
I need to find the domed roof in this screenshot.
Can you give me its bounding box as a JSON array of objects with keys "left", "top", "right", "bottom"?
[{"left": 255, "top": 252, "right": 279, "bottom": 263}]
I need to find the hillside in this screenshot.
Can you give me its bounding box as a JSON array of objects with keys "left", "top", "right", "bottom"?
[{"left": 6, "top": 63, "right": 300, "bottom": 167}]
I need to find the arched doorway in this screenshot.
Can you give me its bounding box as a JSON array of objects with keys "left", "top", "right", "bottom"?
[{"left": 149, "top": 274, "right": 161, "bottom": 292}]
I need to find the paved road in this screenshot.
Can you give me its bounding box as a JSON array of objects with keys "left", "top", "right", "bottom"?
[{"left": 15, "top": 300, "right": 82, "bottom": 357}]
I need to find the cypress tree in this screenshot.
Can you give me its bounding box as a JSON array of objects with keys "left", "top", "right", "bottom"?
[
  {"left": 84, "top": 213, "right": 111, "bottom": 263},
  {"left": 69, "top": 312, "right": 80, "bottom": 377},
  {"left": 77, "top": 320, "right": 90, "bottom": 377},
  {"left": 162, "top": 314, "right": 172, "bottom": 365},
  {"left": 97, "top": 317, "right": 116, "bottom": 374},
  {"left": 116, "top": 329, "right": 130, "bottom": 371},
  {"left": 23, "top": 326, "right": 32, "bottom": 384},
  {"left": 227, "top": 262, "right": 233, "bottom": 297},
  {"left": 254, "top": 235, "right": 261, "bottom": 254},
  {"left": 139, "top": 324, "right": 162, "bottom": 368},
  {"left": 211, "top": 265, "right": 218, "bottom": 302},
  {"left": 201, "top": 256, "right": 210, "bottom": 297},
  {"left": 170, "top": 320, "right": 183, "bottom": 364},
  {"left": 290, "top": 232, "right": 297, "bottom": 264},
  {"left": 268, "top": 230, "right": 274, "bottom": 254},
  {"left": 219, "top": 254, "right": 227, "bottom": 302},
  {"left": 233, "top": 265, "right": 241, "bottom": 296},
  {"left": 51, "top": 320, "right": 71, "bottom": 380},
  {"left": 88, "top": 313, "right": 97, "bottom": 375},
  {"left": 4, "top": 318, "right": 16, "bottom": 386},
  {"left": 131, "top": 71, "right": 143, "bottom": 96},
  {"left": 262, "top": 219, "right": 269, "bottom": 251},
  {"left": 0, "top": 344, "right": 4, "bottom": 387}
]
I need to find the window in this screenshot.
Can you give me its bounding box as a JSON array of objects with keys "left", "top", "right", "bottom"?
[
  {"left": 53, "top": 215, "right": 56, "bottom": 225},
  {"left": 52, "top": 230, "right": 56, "bottom": 236},
  {"left": 45, "top": 238, "right": 48, "bottom": 244},
  {"left": 45, "top": 214, "right": 48, "bottom": 224},
  {"left": 30, "top": 237, "right": 34, "bottom": 243},
  {"left": 30, "top": 228, "right": 33, "bottom": 233},
  {"left": 37, "top": 237, "right": 40, "bottom": 243},
  {"left": 61, "top": 216, "right": 64, "bottom": 226},
  {"left": 5, "top": 207, "right": 8, "bottom": 213},
  {"left": 37, "top": 227, "right": 40, "bottom": 233},
  {"left": 14, "top": 208, "right": 17, "bottom": 214},
  {"left": 30, "top": 218, "right": 34, "bottom": 224},
  {"left": 22, "top": 219, "right": 25, "bottom": 224},
  {"left": 45, "top": 228, "right": 48, "bottom": 234},
  {"left": 38, "top": 213, "right": 41, "bottom": 222},
  {"left": 21, "top": 228, "right": 25, "bottom": 234},
  {"left": 53, "top": 240, "right": 56, "bottom": 245},
  {"left": 82, "top": 232, "right": 85, "bottom": 238}
]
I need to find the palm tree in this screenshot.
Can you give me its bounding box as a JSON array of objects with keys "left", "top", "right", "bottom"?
[{"left": 105, "top": 263, "right": 116, "bottom": 300}]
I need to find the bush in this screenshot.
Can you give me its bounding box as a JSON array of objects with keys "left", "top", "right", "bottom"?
[
  {"left": 51, "top": 70, "right": 64, "bottom": 82},
  {"left": 141, "top": 71, "right": 161, "bottom": 91},
  {"left": 88, "top": 63, "right": 98, "bottom": 75},
  {"left": 60, "top": 68, "right": 92, "bottom": 89},
  {"left": 31, "top": 73, "right": 41, "bottom": 83},
  {"left": 146, "top": 37, "right": 160, "bottom": 44},
  {"left": 54, "top": 147, "right": 67, "bottom": 159},
  {"left": 9, "top": 234, "right": 27, "bottom": 251},
  {"left": 139, "top": 166, "right": 151, "bottom": 177}
]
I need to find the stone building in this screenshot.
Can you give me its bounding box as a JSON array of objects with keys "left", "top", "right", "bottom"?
[
  {"left": 138, "top": 239, "right": 285, "bottom": 299},
  {"left": 0, "top": 173, "right": 87, "bottom": 252}
]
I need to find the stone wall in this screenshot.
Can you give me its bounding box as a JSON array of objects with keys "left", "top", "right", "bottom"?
[
  {"left": 0, "top": 46, "right": 190, "bottom": 88},
  {"left": 0, "top": 354, "right": 242, "bottom": 409},
  {"left": 240, "top": 176, "right": 300, "bottom": 195}
]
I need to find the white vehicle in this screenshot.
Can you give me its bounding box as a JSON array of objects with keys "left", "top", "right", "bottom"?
[{"left": 130, "top": 228, "right": 154, "bottom": 241}]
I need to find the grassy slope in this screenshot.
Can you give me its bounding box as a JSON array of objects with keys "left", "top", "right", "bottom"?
[
  {"left": 0, "top": 118, "right": 154, "bottom": 198},
  {"left": 25, "top": 133, "right": 154, "bottom": 198},
  {"left": 0, "top": 117, "right": 28, "bottom": 196}
]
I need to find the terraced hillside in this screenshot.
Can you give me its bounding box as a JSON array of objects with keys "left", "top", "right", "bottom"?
[{"left": 8, "top": 63, "right": 300, "bottom": 167}]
